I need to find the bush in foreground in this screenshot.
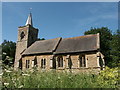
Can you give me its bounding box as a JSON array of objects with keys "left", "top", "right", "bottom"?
[{"left": 1, "top": 67, "right": 119, "bottom": 88}]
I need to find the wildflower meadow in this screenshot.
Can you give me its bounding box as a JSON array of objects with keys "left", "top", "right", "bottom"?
[{"left": 1, "top": 66, "right": 119, "bottom": 88}]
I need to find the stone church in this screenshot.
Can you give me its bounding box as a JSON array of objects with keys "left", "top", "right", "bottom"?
[{"left": 14, "top": 13, "right": 105, "bottom": 72}]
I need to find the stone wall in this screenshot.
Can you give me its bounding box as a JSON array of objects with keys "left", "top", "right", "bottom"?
[
  {"left": 22, "top": 55, "right": 52, "bottom": 71},
  {"left": 21, "top": 51, "right": 104, "bottom": 72},
  {"left": 14, "top": 25, "right": 38, "bottom": 70},
  {"left": 14, "top": 26, "right": 29, "bottom": 70}
]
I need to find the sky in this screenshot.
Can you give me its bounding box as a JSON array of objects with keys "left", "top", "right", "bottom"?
[{"left": 2, "top": 2, "right": 118, "bottom": 43}]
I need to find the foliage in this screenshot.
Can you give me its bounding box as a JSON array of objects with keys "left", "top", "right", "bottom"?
[
  {"left": 84, "top": 27, "right": 119, "bottom": 67},
  {"left": 97, "top": 67, "right": 119, "bottom": 88},
  {"left": 110, "top": 30, "right": 120, "bottom": 67},
  {"left": 1, "top": 40, "right": 16, "bottom": 66},
  {"left": 37, "top": 38, "right": 45, "bottom": 40},
  {"left": 0, "top": 45, "right": 2, "bottom": 60},
  {"left": 1, "top": 67, "right": 119, "bottom": 88}
]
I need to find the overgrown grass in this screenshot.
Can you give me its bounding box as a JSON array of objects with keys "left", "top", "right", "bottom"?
[{"left": 1, "top": 66, "right": 119, "bottom": 88}]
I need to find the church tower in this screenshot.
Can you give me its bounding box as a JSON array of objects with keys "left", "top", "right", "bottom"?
[{"left": 14, "top": 13, "right": 38, "bottom": 70}]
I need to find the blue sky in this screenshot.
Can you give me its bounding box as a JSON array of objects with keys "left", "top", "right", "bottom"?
[{"left": 2, "top": 2, "right": 118, "bottom": 43}]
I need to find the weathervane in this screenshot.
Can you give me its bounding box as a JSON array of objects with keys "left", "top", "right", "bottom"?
[{"left": 29, "top": 8, "right": 32, "bottom": 13}]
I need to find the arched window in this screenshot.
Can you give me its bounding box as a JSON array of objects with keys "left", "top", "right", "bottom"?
[
  {"left": 57, "top": 56, "right": 63, "bottom": 67},
  {"left": 20, "top": 31, "right": 25, "bottom": 40},
  {"left": 68, "top": 58, "right": 72, "bottom": 69},
  {"left": 79, "top": 55, "right": 86, "bottom": 67},
  {"left": 26, "top": 60, "right": 30, "bottom": 68},
  {"left": 41, "top": 59, "right": 46, "bottom": 69},
  {"left": 32, "top": 57, "right": 37, "bottom": 68}
]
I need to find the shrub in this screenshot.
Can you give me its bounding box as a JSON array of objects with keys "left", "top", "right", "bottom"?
[{"left": 97, "top": 66, "right": 119, "bottom": 88}]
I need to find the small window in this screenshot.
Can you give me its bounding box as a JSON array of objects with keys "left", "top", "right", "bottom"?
[
  {"left": 50, "top": 59, "right": 53, "bottom": 68},
  {"left": 20, "top": 31, "right": 25, "bottom": 40},
  {"left": 32, "top": 57, "right": 37, "bottom": 68},
  {"left": 79, "top": 55, "right": 86, "bottom": 67},
  {"left": 41, "top": 59, "right": 46, "bottom": 69},
  {"left": 58, "top": 56, "right": 63, "bottom": 67},
  {"left": 34, "top": 57, "right": 37, "bottom": 67},
  {"left": 68, "top": 58, "right": 72, "bottom": 69},
  {"left": 26, "top": 60, "right": 30, "bottom": 68},
  {"left": 32, "top": 60, "right": 34, "bottom": 67}
]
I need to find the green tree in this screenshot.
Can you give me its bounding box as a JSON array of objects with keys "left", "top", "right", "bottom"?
[
  {"left": 110, "top": 30, "right": 120, "bottom": 67},
  {"left": 37, "top": 38, "right": 45, "bottom": 40},
  {"left": 2, "top": 40, "right": 16, "bottom": 66},
  {"left": 84, "top": 27, "right": 113, "bottom": 67}
]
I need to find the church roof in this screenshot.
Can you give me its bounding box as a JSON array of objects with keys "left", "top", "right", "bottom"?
[
  {"left": 54, "top": 34, "right": 99, "bottom": 54},
  {"left": 22, "top": 33, "right": 100, "bottom": 55},
  {"left": 22, "top": 38, "right": 61, "bottom": 55}
]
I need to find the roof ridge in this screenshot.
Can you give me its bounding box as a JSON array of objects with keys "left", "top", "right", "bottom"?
[
  {"left": 62, "top": 34, "right": 97, "bottom": 40},
  {"left": 36, "top": 37, "right": 62, "bottom": 42}
]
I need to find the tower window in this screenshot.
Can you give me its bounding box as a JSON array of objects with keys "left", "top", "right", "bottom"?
[{"left": 20, "top": 31, "right": 25, "bottom": 40}]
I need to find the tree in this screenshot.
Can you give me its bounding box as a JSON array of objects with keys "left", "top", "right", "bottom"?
[
  {"left": 2, "top": 40, "right": 16, "bottom": 66},
  {"left": 110, "top": 30, "right": 120, "bottom": 67},
  {"left": 37, "top": 38, "right": 45, "bottom": 40},
  {"left": 84, "top": 27, "right": 113, "bottom": 67}
]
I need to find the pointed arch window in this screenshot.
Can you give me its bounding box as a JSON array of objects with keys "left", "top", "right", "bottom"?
[
  {"left": 20, "top": 31, "right": 25, "bottom": 40},
  {"left": 57, "top": 56, "right": 63, "bottom": 67},
  {"left": 41, "top": 59, "right": 46, "bottom": 69},
  {"left": 79, "top": 55, "right": 86, "bottom": 67},
  {"left": 26, "top": 60, "right": 30, "bottom": 68},
  {"left": 50, "top": 55, "right": 56, "bottom": 69},
  {"left": 32, "top": 57, "right": 37, "bottom": 68}
]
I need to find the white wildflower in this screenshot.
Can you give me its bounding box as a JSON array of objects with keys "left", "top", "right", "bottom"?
[
  {"left": 113, "top": 70, "right": 118, "bottom": 73},
  {"left": 3, "top": 52, "right": 7, "bottom": 55},
  {"left": 58, "top": 76, "right": 60, "bottom": 79},
  {"left": 68, "top": 76, "right": 72, "bottom": 79},
  {"left": 18, "top": 85, "right": 23, "bottom": 88},
  {"left": 4, "top": 83, "right": 9, "bottom": 86},
  {"left": 6, "top": 56, "right": 9, "bottom": 58},
  {"left": 0, "top": 73, "right": 3, "bottom": 76},
  {"left": 22, "top": 74, "right": 30, "bottom": 76},
  {"left": 5, "top": 70, "right": 12, "bottom": 72}
]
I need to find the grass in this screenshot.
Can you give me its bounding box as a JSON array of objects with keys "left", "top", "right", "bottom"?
[{"left": 1, "top": 67, "right": 119, "bottom": 88}]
